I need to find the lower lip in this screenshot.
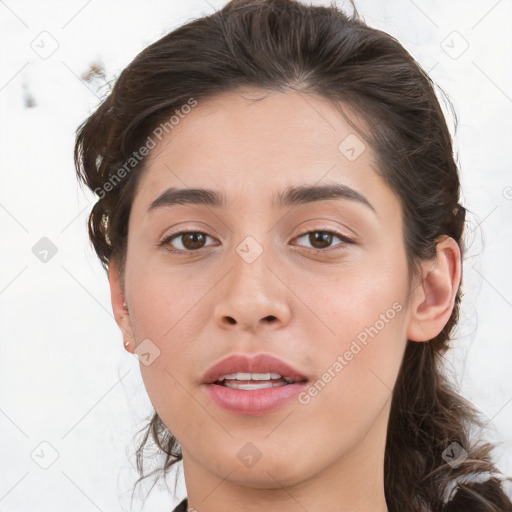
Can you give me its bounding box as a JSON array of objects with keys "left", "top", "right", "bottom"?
[{"left": 204, "top": 382, "right": 309, "bottom": 415}]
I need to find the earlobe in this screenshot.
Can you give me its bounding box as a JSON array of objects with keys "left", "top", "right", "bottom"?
[
  {"left": 407, "top": 236, "right": 462, "bottom": 342},
  {"left": 108, "top": 258, "right": 135, "bottom": 351}
]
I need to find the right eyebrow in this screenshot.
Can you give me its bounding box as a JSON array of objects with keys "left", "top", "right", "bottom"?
[{"left": 147, "top": 187, "right": 226, "bottom": 213}]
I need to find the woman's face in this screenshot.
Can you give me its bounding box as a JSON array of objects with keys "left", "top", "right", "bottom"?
[{"left": 117, "top": 88, "right": 415, "bottom": 491}]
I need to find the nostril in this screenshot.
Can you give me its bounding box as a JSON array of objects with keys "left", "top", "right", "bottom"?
[{"left": 223, "top": 315, "right": 277, "bottom": 326}]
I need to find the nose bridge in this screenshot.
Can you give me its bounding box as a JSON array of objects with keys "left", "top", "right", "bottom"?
[{"left": 228, "top": 233, "right": 273, "bottom": 301}]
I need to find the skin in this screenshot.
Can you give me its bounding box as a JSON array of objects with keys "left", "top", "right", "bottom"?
[{"left": 108, "top": 88, "right": 461, "bottom": 512}]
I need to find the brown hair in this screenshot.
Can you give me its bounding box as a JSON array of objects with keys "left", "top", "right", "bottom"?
[{"left": 74, "top": 1, "right": 512, "bottom": 510}]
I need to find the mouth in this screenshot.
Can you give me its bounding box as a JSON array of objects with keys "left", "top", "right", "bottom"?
[{"left": 201, "top": 353, "right": 310, "bottom": 415}]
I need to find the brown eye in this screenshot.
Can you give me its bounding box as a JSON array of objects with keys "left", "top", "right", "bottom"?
[
  {"left": 181, "top": 232, "right": 207, "bottom": 250},
  {"left": 293, "top": 230, "right": 353, "bottom": 251},
  {"left": 309, "top": 231, "right": 334, "bottom": 249},
  {"left": 162, "top": 231, "right": 216, "bottom": 253}
]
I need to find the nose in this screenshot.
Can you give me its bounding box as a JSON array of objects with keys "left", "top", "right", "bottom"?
[{"left": 213, "top": 239, "right": 292, "bottom": 333}]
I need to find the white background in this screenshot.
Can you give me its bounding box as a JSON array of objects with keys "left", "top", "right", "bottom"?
[{"left": 0, "top": 0, "right": 511, "bottom": 510}]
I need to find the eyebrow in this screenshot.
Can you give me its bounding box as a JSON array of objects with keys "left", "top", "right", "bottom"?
[
  {"left": 147, "top": 183, "right": 376, "bottom": 214},
  {"left": 274, "top": 183, "right": 376, "bottom": 213}
]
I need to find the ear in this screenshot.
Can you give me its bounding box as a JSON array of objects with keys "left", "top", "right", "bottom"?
[
  {"left": 108, "top": 258, "right": 134, "bottom": 353},
  {"left": 407, "top": 236, "right": 462, "bottom": 342}
]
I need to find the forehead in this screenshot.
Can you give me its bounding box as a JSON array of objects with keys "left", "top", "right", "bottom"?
[
  {"left": 130, "top": 87, "right": 397, "bottom": 217},
  {"left": 157, "top": 88, "right": 362, "bottom": 161}
]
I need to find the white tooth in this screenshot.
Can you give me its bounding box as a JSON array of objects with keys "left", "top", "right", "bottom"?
[
  {"left": 220, "top": 373, "right": 238, "bottom": 380},
  {"left": 251, "top": 373, "right": 271, "bottom": 380},
  {"left": 218, "top": 372, "right": 287, "bottom": 382},
  {"left": 223, "top": 381, "right": 287, "bottom": 390},
  {"left": 226, "top": 382, "right": 273, "bottom": 390}
]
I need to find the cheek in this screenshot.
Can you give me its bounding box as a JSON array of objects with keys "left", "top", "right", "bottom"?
[
  {"left": 125, "top": 251, "right": 214, "bottom": 340},
  {"left": 291, "top": 250, "right": 409, "bottom": 414},
  {"left": 122, "top": 259, "right": 204, "bottom": 410},
  {"left": 289, "top": 285, "right": 408, "bottom": 474},
  {"left": 292, "top": 248, "right": 408, "bottom": 346}
]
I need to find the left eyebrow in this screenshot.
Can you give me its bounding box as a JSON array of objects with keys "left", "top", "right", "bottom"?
[
  {"left": 146, "top": 183, "right": 376, "bottom": 214},
  {"left": 273, "top": 183, "right": 376, "bottom": 213}
]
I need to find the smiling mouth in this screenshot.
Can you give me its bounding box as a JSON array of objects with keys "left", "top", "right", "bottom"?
[{"left": 214, "top": 372, "right": 307, "bottom": 390}]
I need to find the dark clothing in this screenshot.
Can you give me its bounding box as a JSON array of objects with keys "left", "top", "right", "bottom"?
[{"left": 171, "top": 498, "right": 188, "bottom": 512}]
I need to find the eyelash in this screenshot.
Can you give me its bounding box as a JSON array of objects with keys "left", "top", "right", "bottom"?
[{"left": 159, "top": 229, "right": 354, "bottom": 255}]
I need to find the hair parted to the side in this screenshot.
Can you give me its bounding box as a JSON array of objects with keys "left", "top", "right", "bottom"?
[{"left": 74, "top": 0, "right": 512, "bottom": 510}]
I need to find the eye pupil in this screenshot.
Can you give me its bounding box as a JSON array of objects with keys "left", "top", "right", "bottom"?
[
  {"left": 310, "top": 231, "right": 333, "bottom": 249},
  {"left": 183, "top": 232, "right": 206, "bottom": 250}
]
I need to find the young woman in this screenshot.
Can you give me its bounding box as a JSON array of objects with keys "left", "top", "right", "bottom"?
[{"left": 74, "top": 0, "right": 512, "bottom": 510}]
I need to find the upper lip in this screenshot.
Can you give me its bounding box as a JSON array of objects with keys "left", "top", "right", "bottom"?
[{"left": 202, "top": 354, "right": 309, "bottom": 384}]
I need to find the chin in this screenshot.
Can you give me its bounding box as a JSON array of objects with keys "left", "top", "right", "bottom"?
[{"left": 205, "top": 449, "right": 313, "bottom": 489}]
